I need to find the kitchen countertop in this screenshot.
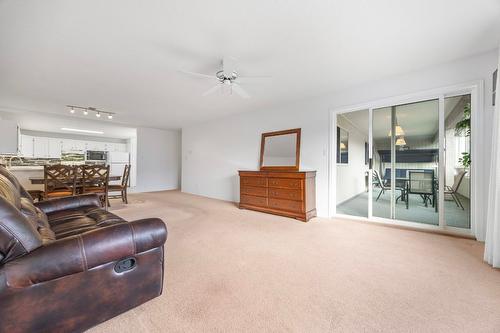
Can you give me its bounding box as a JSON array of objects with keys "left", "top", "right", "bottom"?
[{"left": 7, "top": 166, "right": 44, "bottom": 171}]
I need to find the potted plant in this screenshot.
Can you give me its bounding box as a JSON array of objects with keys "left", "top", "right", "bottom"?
[{"left": 455, "top": 103, "right": 471, "bottom": 168}]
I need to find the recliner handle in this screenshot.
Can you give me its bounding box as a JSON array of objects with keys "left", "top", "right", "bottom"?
[{"left": 114, "top": 257, "right": 137, "bottom": 273}]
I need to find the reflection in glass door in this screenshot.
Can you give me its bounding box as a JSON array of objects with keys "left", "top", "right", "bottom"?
[{"left": 335, "top": 109, "right": 370, "bottom": 218}]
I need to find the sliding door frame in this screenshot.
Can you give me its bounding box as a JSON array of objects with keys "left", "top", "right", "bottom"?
[{"left": 329, "top": 81, "right": 483, "bottom": 237}]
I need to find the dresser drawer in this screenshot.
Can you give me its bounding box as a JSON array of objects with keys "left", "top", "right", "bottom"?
[
  {"left": 241, "top": 194, "right": 268, "bottom": 207},
  {"left": 241, "top": 186, "right": 267, "bottom": 197},
  {"left": 268, "top": 188, "right": 302, "bottom": 201},
  {"left": 268, "top": 198, "right": 303, "bottom": 213},
  {"left": 241, "top": 177, "right": 267, "bottom": 187},
  {"left": 268, "top": 178, "right": 302, "bottom": 189}
]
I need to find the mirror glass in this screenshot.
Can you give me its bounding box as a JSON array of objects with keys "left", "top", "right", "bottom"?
[{"left": 262, "top": 133, "right": 297, "bottom": 167}]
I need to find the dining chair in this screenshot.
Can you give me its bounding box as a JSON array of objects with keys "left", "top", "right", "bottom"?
[
  {"left": 407, "top": 171, "right": 434, "bottom": 209},
  {"left": 444, "top": 170, "right": 467, "bottom": 210},
  {"left": 373, "top": 170, "right": 405, "bottom": 201},
  {"left": 43, "top": 165, "right": 77, "bottom": 200},
  {"left": 82, "top": 165, "right": 110, "bottom": 209},
  {"left": 108, "top": 165, "right": 130, "bottom": 204}
]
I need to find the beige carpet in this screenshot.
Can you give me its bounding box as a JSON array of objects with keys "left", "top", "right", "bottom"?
[{"left": 89, "top": 190, "right": 500, "bottom": 333}]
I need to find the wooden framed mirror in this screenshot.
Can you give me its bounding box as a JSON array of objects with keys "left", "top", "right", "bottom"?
[{"left": 259, "top": 128, "right": 301, "bottom": 171}]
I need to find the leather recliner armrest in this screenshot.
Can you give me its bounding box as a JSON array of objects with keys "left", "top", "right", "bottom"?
[
  {"left": 0, "top": 218, "right": 167, "bottom": 288},
  {"left": 34, "top": 194, "right": 102, "bottom": 214}
]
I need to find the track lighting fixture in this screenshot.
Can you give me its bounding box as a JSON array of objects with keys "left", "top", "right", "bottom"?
[{"left": 66, "top": 105, "right": 115, "bottom": 120}]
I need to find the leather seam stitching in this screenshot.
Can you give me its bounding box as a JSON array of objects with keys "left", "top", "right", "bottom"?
[
  {"left": 78, "top": 235, "right": 88, "bottom": 270},
  {"left": 129, "top": 223, "right": 137, "bottom": 255}
]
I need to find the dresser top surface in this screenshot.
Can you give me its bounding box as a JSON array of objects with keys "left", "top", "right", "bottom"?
[{"left": 238, "top": 170, "right": 316, "bottom": 177}]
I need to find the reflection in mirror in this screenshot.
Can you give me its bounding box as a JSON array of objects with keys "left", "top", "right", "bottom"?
[
  {"left": 262, "top": 133, "right": 297, "bottom": 166},
  {"left": 337, "top": 127, "right": 349, "bottom": 164}
]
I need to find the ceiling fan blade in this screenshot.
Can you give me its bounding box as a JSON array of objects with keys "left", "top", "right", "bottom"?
[
  {"left": 202, "top": 84, "right": 222, "bottom": 97},
  {"left": 231, "top": 83, "right": 250, "bottom": 99},
  {"left": 237, "top": 75, "right": 272, "bottom": 80},
  {"left": 179, "top": 69, "right": 215, "bottom": 80}
]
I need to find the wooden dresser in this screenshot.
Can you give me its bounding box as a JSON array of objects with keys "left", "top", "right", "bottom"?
[{"left": 238, "top": 170, "right": 316, "bottom": 222}]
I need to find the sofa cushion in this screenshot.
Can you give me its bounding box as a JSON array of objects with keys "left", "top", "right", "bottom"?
[
  {"left": 0, "top": 165, "right": 33, "bottom": 202},
  {"left": 0, "top": 174, "right": 21, "bottom": 209},
  {"left": 47, "top": 206, "right": 126, "bottom": 239},
  {"left": 0, "top": 196, "right": 43, "bottom": 264},
  {"left": 20, "top": 198, "right": 55, "bottom": 245}
]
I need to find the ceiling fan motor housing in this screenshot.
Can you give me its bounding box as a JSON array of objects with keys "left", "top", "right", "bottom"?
[{"left": 216, "top": 70, "right": 238, "bottom": 83}]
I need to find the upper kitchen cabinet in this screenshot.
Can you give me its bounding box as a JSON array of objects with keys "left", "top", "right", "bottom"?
[
  {"left": 105, "top": 143, "right": 127, "bottom": 152},
  {"left": 33, "top": 137, "right": 48, "bottom": 158},
  {"left": 0, "top": 120, "right": 19, "bottom": 154},
  {"left": 48, "top": 138, "right": 62, "bottom": 158},
  {"left": 61, "top": 139, "right": 86, "bottom": 152},
  {"left": 20, "top": 135, "right": 34, "bottom": 157},
  {"left": 33, "top": 137, "right": 62, "bottom": 158},
  {"left": 86, "top": 141, "right": 106, "bottom": 151}
]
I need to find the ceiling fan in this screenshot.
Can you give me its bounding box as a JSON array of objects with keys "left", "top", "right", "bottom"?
[{"left": 180, "top": 57, "right": 270, "bottom": 99}]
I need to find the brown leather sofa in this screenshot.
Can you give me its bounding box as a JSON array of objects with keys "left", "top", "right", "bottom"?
[{"left": 0, "top": 165, "right": 167, "bottom": 332}]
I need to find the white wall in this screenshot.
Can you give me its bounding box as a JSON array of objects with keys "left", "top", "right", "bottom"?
[
  {"left": 336, "top": 115, "right": 369, "bottom": 204},
  {"left": 135, "top": 127, "right": 181, "bottom": 192},
  {"left": 182, "top": 50, "right": 498, "bottom": 237}
]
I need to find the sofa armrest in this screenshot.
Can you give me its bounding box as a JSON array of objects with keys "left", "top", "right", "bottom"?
[
  {"left": 0, "top": 218, "right": 167, "bottom": 288},
  {"left": 34, "top": 194, "right": 101, "bottom": 214}
]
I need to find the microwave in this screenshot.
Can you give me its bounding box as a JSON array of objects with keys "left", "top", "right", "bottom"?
[{"left": 86, "top": 150, "right": 107, "bottom": 161}]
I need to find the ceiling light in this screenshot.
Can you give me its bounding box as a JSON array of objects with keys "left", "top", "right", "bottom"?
[
  {"left": 67, "top": 105, "right": 115, "bottom": 120},
  {"left": 61, "top": 128, "right": 104, "bottom": 134},
  {"left": 395, "top": 137, "right": 407, "bottom": 146},
  {"left": 388, "top": 125, "right": 405, "bottom": 137}
]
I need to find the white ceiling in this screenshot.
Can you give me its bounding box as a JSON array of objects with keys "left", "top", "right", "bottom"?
[{"left": 0, "top": 0, "right": 499, "bottom": 130}]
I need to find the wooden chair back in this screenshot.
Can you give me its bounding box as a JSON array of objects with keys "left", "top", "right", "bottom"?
[
  {"left": 82, "top": 165, "right": 110, "bottom": 194},
  {"left": 44, "top": 165, "right": 76, "bottom": 197},
  {"left": 121, "top": 165, "right": 131, "bottom": 187}
]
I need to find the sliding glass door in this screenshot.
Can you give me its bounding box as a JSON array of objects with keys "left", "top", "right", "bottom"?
[
  {"left": 372, "top": 100, "right": 439, "bottom": 225},
  {"left": 334, "top": 91, "right": 473, "bottom": 232},
  {"left": 444, "top": 94, "right": 471, "bottom": 229},
  {"left": 335, "top": 109, "right": 369, "bottom": 218}
]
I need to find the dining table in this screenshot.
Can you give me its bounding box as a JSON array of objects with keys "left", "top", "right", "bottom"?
[
  {"left": 29, "top": 175, "right": 121, "bottom": 184},
  {"left": 391, "top": 177, "right": 438, "bottom": 212}
]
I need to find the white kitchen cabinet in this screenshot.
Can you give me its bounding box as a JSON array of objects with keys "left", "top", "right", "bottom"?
[
  {"left": 0, "top": 120, "right": 19, "bottom": 154},
  {"left": 33, "top": 137, "right": 49, "bottom": 158},
  {"left": 104, "top": 143, "right": 115, "bottom": 152},
  {"left": 20, "top": 135, "right": 34, "bottom": 157},
  {"left": 105, "top": 143, "right": 127, "bottom": 152},
  {"left": 61, "top": 139, "right": 85, "bottom": 152},
  {"left": 86, "top": 141, "right": 106, "bottom": 151},
  {"left": 48, "top": 138, "right": 62, "bottom": 158},
  {"left": 61, "top": 139, "right": 73, "bottom": 152},
  {"left": 116, "top": 143, "right": 127, "bottom": 152}
]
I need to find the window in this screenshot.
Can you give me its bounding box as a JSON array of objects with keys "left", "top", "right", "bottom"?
[{"left": 337, "top": 126, "right": 348, "bottom": 164}]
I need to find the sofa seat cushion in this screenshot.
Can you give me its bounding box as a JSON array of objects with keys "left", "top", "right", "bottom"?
[{"left": 47, "top": 206, "right": 126, "bottom": 239}]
